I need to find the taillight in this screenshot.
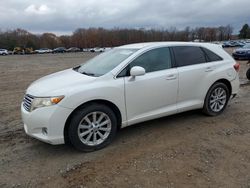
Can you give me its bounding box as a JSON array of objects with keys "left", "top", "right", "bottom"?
[{"left": 234, "top": 63, "right": 240, "bottom": 72}]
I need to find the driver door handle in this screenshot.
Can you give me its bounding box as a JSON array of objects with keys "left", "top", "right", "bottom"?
[{"left": 166, "top": 74, "right": 177, "bottom": 80}]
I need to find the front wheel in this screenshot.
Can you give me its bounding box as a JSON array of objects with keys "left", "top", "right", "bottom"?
[
  {"left": 246, "top": 68, "right": 250, "bottom": 80},
  {"left": 203, "top": 82, "right": 230, "bottom": 116},
  {"left": 68, "top": 104, "right": 117, "bottom": 152}
]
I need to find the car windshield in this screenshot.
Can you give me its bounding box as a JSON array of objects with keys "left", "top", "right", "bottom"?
[
  {"left": 76, "top": 48, "right": 137, "bottom": 77},
  {"left": 243, "top": 44, "right": 250, "bottom": 48}
]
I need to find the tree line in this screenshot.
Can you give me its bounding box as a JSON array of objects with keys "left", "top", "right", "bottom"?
[
  {"left": 0, "top": 24, "right": 246, "bottom": 50},
  {"left": 239, "top": 24, "right": 250, "bottom": 39}
]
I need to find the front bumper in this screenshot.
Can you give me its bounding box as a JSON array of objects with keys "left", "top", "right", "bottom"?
[{"left": 21, "top": 103, "right": 72, "bottom": 145}]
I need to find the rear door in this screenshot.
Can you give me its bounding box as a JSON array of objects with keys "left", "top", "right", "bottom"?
[{"left": 172, "top": 46, "right": 215, "bottom": 112}]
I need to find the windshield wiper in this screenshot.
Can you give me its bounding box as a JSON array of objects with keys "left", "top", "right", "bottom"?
[
  {"left": 81, "top": 71, "right": 96, "bottom": 76},
  {"left": 73, "top": 65, "right": 80, "bottom": 71}
]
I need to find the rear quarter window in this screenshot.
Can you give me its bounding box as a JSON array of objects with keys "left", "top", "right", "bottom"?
[{"left": 202, "top": 47, "right": 223, "bottom": 62}]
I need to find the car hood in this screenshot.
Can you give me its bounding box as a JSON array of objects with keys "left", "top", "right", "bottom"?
[{"left": 27, "top": 69, "right": 97, "bottom": 96}]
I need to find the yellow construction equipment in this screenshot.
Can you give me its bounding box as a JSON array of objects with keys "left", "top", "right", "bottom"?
[{"left": 12, "top": 47, "right": 35, "bottom": 55}]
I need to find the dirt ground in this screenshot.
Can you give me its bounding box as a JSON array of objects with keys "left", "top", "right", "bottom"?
[{"left": 0, "top": 49, "right": 250, "bottom": 188}]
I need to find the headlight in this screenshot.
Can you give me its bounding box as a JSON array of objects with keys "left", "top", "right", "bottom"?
[
  {"left": 247, "top": 51, "right": 250, "bottom": 54},
  {"left": 30, "top": 96, "right": 64, "bottom": 111}
]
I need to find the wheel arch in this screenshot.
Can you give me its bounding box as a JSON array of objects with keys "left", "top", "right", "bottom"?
[
  {"left": 202, "top": 78, "right": 232, "bottom": 116},
  {"left": 213, "top": 78, "right": 232, "bottom": 96},
  {"left": 64, "top": 99, "right": 122, "bottom": 144},
  {"left": 203, "top": 78, "right": 232, "bottom": 105}
]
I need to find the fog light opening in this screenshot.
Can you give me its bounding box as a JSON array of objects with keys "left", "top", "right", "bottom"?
[{"left": 42, "top": 128, "right": 48, "bottom": 135}]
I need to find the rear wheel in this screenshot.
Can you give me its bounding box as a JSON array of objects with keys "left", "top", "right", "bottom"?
[
  {"left": 68, "top": 104, "right": 117, "bottom": 152},
  {"left": 246, "top": 68, "right": 250, "bottom": 80},
  {"left": 203, "top": 82, "right": 230, "bottom": 116}
]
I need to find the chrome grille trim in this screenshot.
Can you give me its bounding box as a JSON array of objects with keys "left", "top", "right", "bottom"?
[
  {"left": 236, "top": 51, "right": 245, "bottom": 54},
  {"left": 23, "top": 94, "right": 34, "bottom": 112}
]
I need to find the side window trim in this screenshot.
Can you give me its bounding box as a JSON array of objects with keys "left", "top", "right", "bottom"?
[
  {"left": 116, "top": 47, "right": 175, "bottom": 78},
  {"left": 170, "top": 47, "right": 177, "bottom": 68},
  {"left": 200, "top": 47, "right": 210, "bottom": 63},
  {"left": 169, "top": 47, "right": 177, "bottom": 68}
]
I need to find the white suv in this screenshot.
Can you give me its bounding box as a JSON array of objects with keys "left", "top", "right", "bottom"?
[
  {"left": 21, "top": 42, "right": 240, "bottom": 151},
  {"left": 0, "top": 49, "right": 8, "bottom": 55}
]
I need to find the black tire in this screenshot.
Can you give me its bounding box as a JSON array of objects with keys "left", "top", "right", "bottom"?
[
  {"left": 203, "top": 82, "right": 230, "bottom": 116},
  {"left": 68, "top": 103, "right": 117, "bottom": 152},
  {"left": 246, "top": 68, "right": 250, "bottom": 80}
]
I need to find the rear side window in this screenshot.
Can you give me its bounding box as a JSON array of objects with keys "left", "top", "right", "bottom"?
[
  {"left": 202, "top": 47, "right": 223, "bottom": 62},
  {"left": 173, "top": 46, "right": 206, "bottom": 67}
]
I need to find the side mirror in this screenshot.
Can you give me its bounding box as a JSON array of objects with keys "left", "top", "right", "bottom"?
[{"left": 130, "top": 66, "right": 146, "bottom": 77}]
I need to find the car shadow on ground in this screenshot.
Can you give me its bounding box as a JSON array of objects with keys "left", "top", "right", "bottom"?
[
  {"left": 112, "top": 110, "right": 212, "bottom": 153},
  {"left": 20, "top": 110, "right": 203, "bottom": 155}
]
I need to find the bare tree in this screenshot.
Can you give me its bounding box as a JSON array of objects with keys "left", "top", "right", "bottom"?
[{"left": 0, "top": 25, "right": 236, "bottom": 50}]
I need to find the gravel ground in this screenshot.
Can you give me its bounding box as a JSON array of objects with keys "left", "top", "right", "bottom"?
[{"left": 0, "top": 49, "right": 250, "bottom": 188}]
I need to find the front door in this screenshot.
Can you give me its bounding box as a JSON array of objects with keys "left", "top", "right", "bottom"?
[{"left": 123, "top": 47, "right": 178, "bottom": 125}]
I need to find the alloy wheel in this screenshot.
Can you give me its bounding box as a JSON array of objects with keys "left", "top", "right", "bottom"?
[
  {"left": 209, "top": 87, "right": 227, "bottom": 112},
  {"left": 77, "top": 111, "right": 112, "bottom": 146}
]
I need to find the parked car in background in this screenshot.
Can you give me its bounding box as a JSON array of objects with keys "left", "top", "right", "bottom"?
[
  {"left": 232, "top": 43, "right": 250, "bottom": 60},
  {"left": 223, "top": 41, "right": 245, "bottom": 48},
  {"left": 236, "top": 41, "right": 245, "bottom": 47},
  {"left": 230, "top": 41, "right": 245, "bottom": 47},
  {"left": 12, "top": 47, "right": 35, "bottom": 55},
  {"left": 82, "top": 48, "right": 90, "bottom": 52},
  {"left": 0, "top": 49, "right": 8, "bottom": 55},
  {"left": 52, "top": 47, "right": 66, "bottom": 53},
  {"left": 103, "top": 47, "right": 112, "bottom": 51},
  {"left": 222, "top": 42, "right": 234, "bottom": 48},
  {"left": 21, "top": 42, "right": 239, "bottom": 151},
  {"left": 90, "top": 47, "right": 105, "bottom": 52},
  {"left": 66, "top": 47, "right": 81, "bottom": 52},
  {"left": 35, "top": 48, "right": 52, "bottom": 54}
]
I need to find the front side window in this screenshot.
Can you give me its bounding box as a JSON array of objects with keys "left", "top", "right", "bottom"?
[
  {"left": 130, "top": 47, "right": 172, "bottom": 73},
  {"left": 119, "top": 47, "right": 172, "bottom": 77},
  {"left": 173, "top": 46, "right": 206, "bottom": 67}
]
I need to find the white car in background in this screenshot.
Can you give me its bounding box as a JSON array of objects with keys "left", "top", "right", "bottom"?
[
  {"left": 90, "top": 47, "right": 105, "bottom": 52},
  {"left": 35, "top": 48, "right": 52, "bottom": 54},
  {"left": 21, "top": 42, "right": 240, "bottom": 151},
  {"left": 0, "top": 49, "right": 8, "bottom": 55},
  {"left": 103, "top": 47, "right": 112, "bottom": 52}
]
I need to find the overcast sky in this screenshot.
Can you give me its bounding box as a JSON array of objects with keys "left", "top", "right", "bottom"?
[{"left": 0, "top": 0, "right": 249, "bottom": 35}]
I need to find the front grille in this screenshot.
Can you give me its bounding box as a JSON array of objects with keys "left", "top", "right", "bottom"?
[
  {"left": 236, "top": 51, "right": 246, "bottom": 54},
  {"left": 23, "top": 94, "right": 34, "bottom": 112}
]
